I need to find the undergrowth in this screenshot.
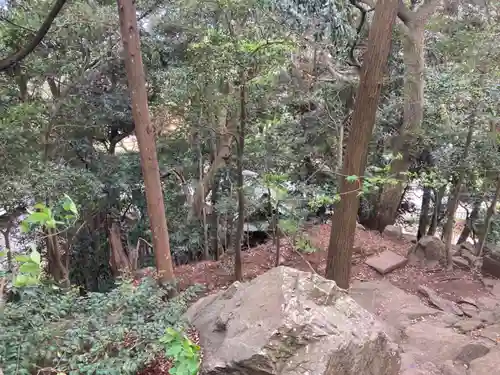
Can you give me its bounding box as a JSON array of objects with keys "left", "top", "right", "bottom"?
[{"left": 0, "top": 278, "right": 203, "bottom": 375}]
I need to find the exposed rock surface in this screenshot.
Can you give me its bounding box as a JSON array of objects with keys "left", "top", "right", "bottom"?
[
  {"left": 185, "top": 266, "right": 401, "bottom": 375},
  {"left": 418, "top": 285, "right": 463, "bottom": 316},
  {"left": 468, "top": 349, "right": 500, "bottom": 373},
  {"left": 408, "top": 236, "right": 446, "bottom": 267}
]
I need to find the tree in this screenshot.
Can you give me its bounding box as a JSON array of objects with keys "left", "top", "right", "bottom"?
[
  {"left": 366, "top": 0, "right": 442, "bottom": 232},
  {"left": 117, "top": 0, "right": 175, "bottom": 284},
  {"left": 325, "top": 0, "right": 399, "bottom": 289},
  {"left": 442, "top": 126, "right": 473, "bottom": 269}
]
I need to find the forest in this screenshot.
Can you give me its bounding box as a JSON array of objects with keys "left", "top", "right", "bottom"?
[{"left": 0, "top": 0, "right": 499, "bottom": 373}]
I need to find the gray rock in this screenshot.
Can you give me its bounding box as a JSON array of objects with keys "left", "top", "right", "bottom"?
[
  {"left": 453, "top": 256, "right": 470, "bottom": 269},
  {"left": 440, "top": 360, "right": 467, "bottom": 375},
  {"left": 408, "top": 236, "right": 446, "bottom": 267},
  {"left": 458, "top": 303, "right": 479, "bottom": 318},
  {"left": 350, "top": 280, "right": 440, "bottom": 341},
  {"left": 454, "top": 342, "right": 490, "bottom": 364},
  {"left": 469, "top": 349, "right": 500, "bottom": 374},
  {"left": 365, "top": 250, "right": 407, "bottom": 275},
  {"left": 418, "top": 285, "right": 463, "bottom": 316},
  {"left": 383, "top": 225, "right": 403, "bottom": 239},
  {"left": 185, "top": 266, "right": 401, "bottom": 375},
  {"left": 453, "top": 319, "right": 484, "bottom": 333},
  {"left": 482, "top": 253, "right": 500, "bottom": 278},
  {"left": 479, "top": 322, "right": 500, "bottom": 343},
  {"left": 403, "top": 322, "right": 470, "bottom": 365}
]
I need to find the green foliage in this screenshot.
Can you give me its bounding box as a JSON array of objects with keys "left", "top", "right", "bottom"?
[
  {"left": 0, "top": 278, "right": 203, "bottom": 374},
  {"left": 295, "top": 236, "right": 318, "bottom": 254},
  {"left": 160, "top": 327, "right": 201, "bottom": 375}
]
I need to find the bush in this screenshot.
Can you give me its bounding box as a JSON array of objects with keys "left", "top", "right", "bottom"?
[{"left": 0, "top": 278, "right": 203, "bottom": 375}]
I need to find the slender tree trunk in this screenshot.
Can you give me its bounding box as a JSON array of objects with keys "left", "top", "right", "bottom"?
[
  {"left": 117, "top": 0, "right": 175, "bottom": 285},
  {"left": 417, "top": 186, "right": 431, "bottom": 240},
  {"left": 198, "top": 140, "right": 210, "bottom": 260},
  {"left": 1, "top": 228, "right": 12, "bottom": 272},
  {"left": 325, "top": 0, "right": 398, "bottom": 289},
  {"left": 443, "top": 127, "right": 473, "bottom": 269},
  {"left": 478, "top": 176, "right": 500, "bottom": 256},
  {"left": 233, "top": 74, "right": 246, "bottom": 281},
  {"left": 210, "top": 175, "right": 220, "bottom": 260},
  {"left": 457, "top": 199, "right": 481, "bottom": 244},
  {"left": 428, "top": 185, "right": 446, "bottom": 236}
]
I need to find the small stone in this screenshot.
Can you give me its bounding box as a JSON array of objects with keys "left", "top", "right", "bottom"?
[
  {"left": 454, "top": 343, "right": 490, "bottom": 364},
  {"left": 365, "top": 250, "right": 407, "bottom": 275}
]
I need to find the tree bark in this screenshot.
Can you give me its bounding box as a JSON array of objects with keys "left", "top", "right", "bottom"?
[
  {"left": 370, "top": 1, "right": 441, "bottom": 232},
  {"left": 233, "top": 75, "right": 246, "bottom": 282},
  {"left": 428, "top": 184, "right": 446, "bottom": 236},
  {"left": 325, "top": 0, "right": 398, "bottom": 289},
  {"left": 457, "top": 199, "right": 481, "bottom": 244},
  {"left": 108, "top": 221, "right": 131, "bottom": 276},
  {"left": 478, "top": 176, "right": 500, "bottom": 256},
  {"left": 117, "top": 0, "right": 175, "bottom": 284},
  {"left": 443, "top": 127, "right": 473, "bottom": 269},
  {"left": 417, "top": 186, "right": 431, "bottom": 240}
]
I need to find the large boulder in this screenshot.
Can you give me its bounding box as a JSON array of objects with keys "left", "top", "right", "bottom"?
[
  {"left": 408, "top": 236, "right": 446, "bottom": 267},
  {"left": 185, "top": 266, "right": 401, "bottom": 375}
]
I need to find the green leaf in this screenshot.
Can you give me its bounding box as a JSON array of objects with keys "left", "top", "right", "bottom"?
[
  {"left": 20, "top": 221, "right": 29, "bottom": 233},
  {"left": 0, "top": 250, "right": 6, "bottom": 257},
  {"left": 15, "top": 254, "right": 31, "bottom": 262},
  {"left": 63, "top": 194, "right": 78, "bottom": 215},
  {"left": 19, "top": 262, "right": 40, "bottom": 274},
  {"left": 346, "top": 175, "right": 359, "bottom": 183},
  {"left": 30, "top": 250, "right": 41, "bottom": 265},
  {"left": 25, "top": 211, "right": 49, "bottom": 224}
]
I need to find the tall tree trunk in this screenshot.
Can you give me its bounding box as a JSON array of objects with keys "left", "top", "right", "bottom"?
[
  {"left": 210, "top": 173, "right": 220, "bottom": 260},
  {"left": 373, "top": 25, "right": 424, "bottom": 232},
  {"left": 233, "top": 75, "right": 246, "bottom": 281},
  {"left": 108, "top": 221, "right": 131, "bottom": 276},
  {"left": 417, "top": 186, "right": 432, "bottom": 240},
  {"left": 370, "top": 0, "right": 441, "bottom": 231},
  {"left": 478, "top": 176, "right": 500, "bottom": 256},
  {"left": 428, "top": 185, "right": 446, "bottom": 236},
  {"left": 198, "top": 139, "right": 210, "bottom": 260},
  {"left": 325, "top": 0, "right": 398, "bottom": 289},
  {"left": 117, "top": 0, "right": 175, "bottom": 285},
  {"left": 457, "top": 199, "right": 481, "bottom": 244},
  {"left": 443, "top": 127, "right": 473, "bottom": 269}
]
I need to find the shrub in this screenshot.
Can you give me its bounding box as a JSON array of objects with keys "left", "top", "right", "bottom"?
[{"left": 0, "top": 278, "right": 203, "bottom": 374}]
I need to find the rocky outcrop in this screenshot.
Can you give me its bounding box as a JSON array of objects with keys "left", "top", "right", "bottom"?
[
  {"left": 185, "top": 266, "right": 401, "bottom": 375},
  {"left": 408, "top": 236, "right": 446, "bottom": 267}
]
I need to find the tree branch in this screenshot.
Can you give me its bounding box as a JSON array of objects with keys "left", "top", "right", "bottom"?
[{"left": 0, "top": 0, "right": 68, "bottom": 71}]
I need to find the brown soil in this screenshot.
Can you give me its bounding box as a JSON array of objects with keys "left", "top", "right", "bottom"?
[{"left": 176, "top": 224, "right": 487, "bottom": 302}]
